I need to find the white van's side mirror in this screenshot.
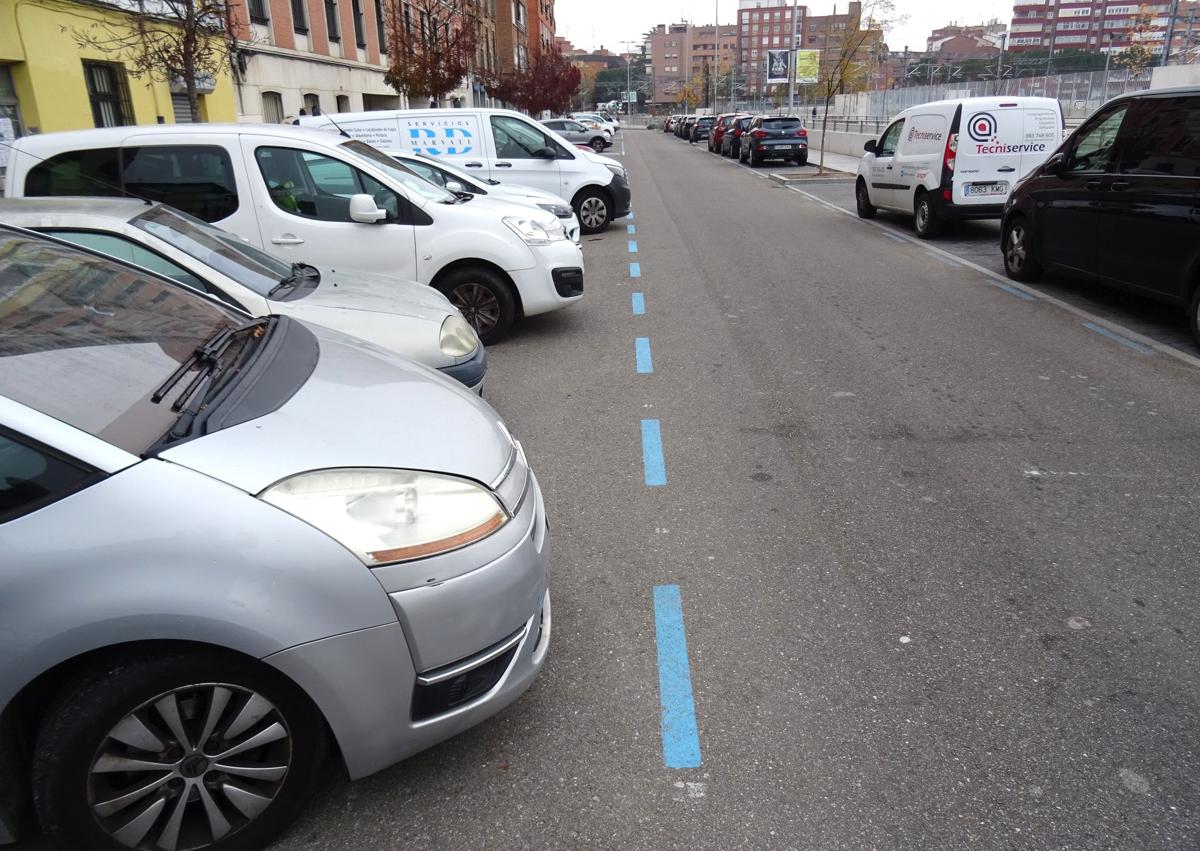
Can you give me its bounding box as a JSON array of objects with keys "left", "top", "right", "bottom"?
[
  {"left": 863, "top": 139, "right": 878, "bottom": 155},
  {"left": 349, "top": 194, "right": 387, "bottom": 223}
]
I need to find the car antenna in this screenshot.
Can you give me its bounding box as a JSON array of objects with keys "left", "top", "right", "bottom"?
[
  {"left": 0, "top": 138, "right": 152, "bottom": 203},
  {"left": 320, "top": 112, "right": 352, "bottom": 139}
]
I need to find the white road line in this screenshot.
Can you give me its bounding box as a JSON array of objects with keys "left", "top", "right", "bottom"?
[{"left": 787, "top": 186, "right": 1200, "bottom": 371}]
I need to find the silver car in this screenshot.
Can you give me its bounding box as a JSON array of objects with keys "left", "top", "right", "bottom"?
[
  {"left": 541, "top": 118, "right": 610, "bottom": 153},
  {"left": 0, "top": 226, "right": 551, "bottom": 850}
]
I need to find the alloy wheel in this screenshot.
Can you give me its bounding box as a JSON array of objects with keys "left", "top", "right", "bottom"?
[
  {"left": 88, "top": 683, "right": 291, "bottom": 850},
  {"left": 579, "top": 197, "right": 608, "bottom": 230},
  {"left": 451, "top": 282, "right": 502, "bottom": 336},
  {"left": 915, "top": 202, "right": 929, "bottom": 232},
  {"left": 1006, "top": 224, "right": 1027, "bottom": 274}
]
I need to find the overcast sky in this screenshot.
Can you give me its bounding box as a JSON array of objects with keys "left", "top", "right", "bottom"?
[{"left": 557, "top": 0, "right": 1012, "bottom": 54}]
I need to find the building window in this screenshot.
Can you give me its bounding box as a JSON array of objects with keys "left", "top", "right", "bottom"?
[
  {"left": 82, "top": 61, "right": 133, "bottom": 128},
  {"left": 514, "top": 0, "right": 526, "bottom": 29},
  {"left": 248, "top": 0, "right": 269, "bottom": 23},
  {"left": 337, "top": 94, "right": 351, "bottom": 111},
  {"left": 291, "top": 0, "right": 308, "bottom": 33},
  {"left": 351, "top": 0, "right": 366, "bottom": 46},
  {"left": 375, "top": 0, "right": 387, "bottom": 51},
  {"left": 304, "top": 92, "right": 321, "bottom": 115},
  {"left": 326, "top": 0, "right": 340, "bottom": 40},
  {"left": 262, "top": 90, "right": 284, "bottom": 123}
]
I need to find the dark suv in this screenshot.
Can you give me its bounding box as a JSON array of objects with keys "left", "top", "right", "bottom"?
[
  {"left": 1001, "top": 87, "right": 1200, "bottom": 344},
  {"left": 689, "top": 116, "right": 716, "bottom": 145},
  {"left": 721, "top": 116, "right": 753, "bottom": 157},
  {"left": 739, "top": 115, "right": 809, "bottom": 166}
]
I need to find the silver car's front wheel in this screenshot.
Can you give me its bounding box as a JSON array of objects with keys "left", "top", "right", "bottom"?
[
  {"left": 88, "top": 684, "right": 291, "bottom": 850},
  {"left": 33, "top": 651, "right": 326, "bottom": 851}
]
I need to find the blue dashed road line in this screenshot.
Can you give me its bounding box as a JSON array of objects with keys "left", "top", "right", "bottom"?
[
  {"left": 628, "top": 224, "right": 636, "bottom": 234},
  {"left": 640, "top": 419, "right": 666, "bottom": 486},
  {"left": 881, "top": 231, "right": 905, "bottom": 242},
  {"left": 1083, "top": 321, "right": 1154, "bottom": 355},
  {"left": 635, "top": 337, "right": 654, "bottom": 374},
  {"left": 993, "top": 282, "right": 1035, "bottom": 301},
  {"left": 632, "top": 292, "right": 646, "bottom": 315},
  {"left": 653, "top": 585, "right": 702, "bottom": 769},
  {"left": 630, "top": 262, "right": 641, "bottom": 278},
  {"left": 628, "top": 240, "right": 639, "bottom": 253}
]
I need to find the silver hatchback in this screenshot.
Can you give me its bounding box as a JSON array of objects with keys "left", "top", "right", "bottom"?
[{"left": 0, "top": 227, "right": 551, "bottom": 850}]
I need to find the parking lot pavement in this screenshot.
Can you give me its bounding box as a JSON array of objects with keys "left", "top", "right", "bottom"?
[{"left": 20, "top": 127, "right": 1196, "bottom": 851}]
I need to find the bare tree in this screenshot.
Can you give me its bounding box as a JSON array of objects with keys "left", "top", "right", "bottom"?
[
  {"left": 383, "top": 0, "right": 478, "bottom": 105},
  {"left": 72, "top": 0, "right": 241, "bottom": 122},
  {"left": 812, "top": 0, "right": 899, "bottom": 174}
]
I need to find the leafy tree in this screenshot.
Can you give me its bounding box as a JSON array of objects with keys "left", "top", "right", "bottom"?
[
  {"left": 71, "top": 0, "right": 240, "bottom": 122},
  {"left": 486, "top": 49, "right": 581, "bottom": 115},
  {"left": 813, "top": 0, "right": 899, "bottom": 173},
  {"left": 1115, "top": 4, "right": 1160, "bottom": 78},
  {"left": 382, "top": 0, "right": 477, "bottom": 105}
]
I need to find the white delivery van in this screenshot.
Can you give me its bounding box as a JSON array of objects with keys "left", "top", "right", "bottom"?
[
  {"left": 855, "top": 96, "right": 1063, "bottom": 238},
  {"left": 297, "top": 108, "right": 631, "bottom": 234},
  {"left": 3, "top": 124, "right": 585, "bottom": 342}
]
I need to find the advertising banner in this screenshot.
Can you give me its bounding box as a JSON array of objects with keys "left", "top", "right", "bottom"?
[
  {"left": 794, "top": 49, "right": 820, "bottom": 84},
  {"left": 766, "top": 50, "right": 790, "bottom": 83}
]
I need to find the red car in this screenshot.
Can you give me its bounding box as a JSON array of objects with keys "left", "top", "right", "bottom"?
[
  {"left": 721, "top": 115, "right": 754, "bottom": 157},
  {"left": 708, "top": 113, "right": 745, "bottom": 153}
]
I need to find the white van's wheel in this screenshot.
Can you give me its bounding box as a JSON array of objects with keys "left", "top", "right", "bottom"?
[
  {"left": 913, "top": 193, "right": 941, "bottom": 239},
  {"left": 574, "top": 189, "right": 612, "bottom": 234},
  {"left": 855, "top": 180, "right": 876, "bottom": 219},
  {"left": 437, "top": 267, "right": 516, "bottom": 344}
]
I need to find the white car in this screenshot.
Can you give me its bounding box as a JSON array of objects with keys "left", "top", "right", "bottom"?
[
  {"left": 0, "top": 198, "right": 489, "bottom": 392},
  {"left": 386, "top": 150, "right": 582, "bottom": 244},
  {"left": 855, "top": 96, "right": 1063, "bottom": 238},
  {"left": 573, "top": 113, "right": 618, "bottom": 139},
  {"left": 4, "top": 123, "right": 585, "bottom": 343}
]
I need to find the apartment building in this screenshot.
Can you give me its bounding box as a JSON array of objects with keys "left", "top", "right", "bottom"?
[
  {"left": 927, "top": 20, "right": 1008, "bottom": 52},
  {"left": 737, "top": 1, "right": 803, "bottom": 95},
  {"left": 647, "top": 21, "right": 738, "bottom": 106},
  {"left": 1007, "top": 0, "right": 1200, "bottom": 55}
]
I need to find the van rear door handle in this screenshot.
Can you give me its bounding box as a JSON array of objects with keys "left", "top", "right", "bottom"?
[
  {"left": 997, "top": 166, "right": 1016, "bottom": 173},
  {"left": 271, "top": 235, "right": 305, "bottom": 245},
  {"left": 464, "top": 161, "right": 483, "bottom": 168},
  {"left": 1085, "top": 179, "right": 1103, "bottom": 191},
  {"left": 495, "top": 161, "right": 513, "bottom": 168}
]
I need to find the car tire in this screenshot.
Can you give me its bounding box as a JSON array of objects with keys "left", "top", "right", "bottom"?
[
  {"left": 573, "top": 187, "right": 613, "bottom": 235},
  {"left": 749, "top": 153, "right": 761, "bottom": 168},
  {"left": 32, "top": 649, "right": 326, "bottom": 851},
  {"left": 1002, "top": 216, "right": 1042, "bottom": 282},
  {"left": 913, "top": 193, "right": 941, "bottom": 239},
  {"left": 1189, "top": 285, "right": 1200, "bottom": 349},
  {"left": 437, "top": 266, "right": 517, "bottom": 344},
  {"left": 797, "top": 154, "right": 808, "bottom": 166},
  {"left": 855, "top": 179, "right": 877, "bottom": 220},
  {"left": 590, "top": 137, "right": 606, "bottom": 153}
]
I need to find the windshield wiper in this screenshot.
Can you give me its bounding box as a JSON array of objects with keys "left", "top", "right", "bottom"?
[{"left": 268, "top": 262, "right": 320, "bottom": 298}]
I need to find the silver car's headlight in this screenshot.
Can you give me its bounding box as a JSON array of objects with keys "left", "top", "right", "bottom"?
[
  {"left": 439, "top": 314, "right": 479, "bottom": 357},
  {"left": 537, "top": 202, "right": 573, "bottom": 219},
  {"left": 503, "top": 215, "right": 566, "bottom": 246},
  {"left": 261, "top": 468, "right": 508, "bottom": 566}
]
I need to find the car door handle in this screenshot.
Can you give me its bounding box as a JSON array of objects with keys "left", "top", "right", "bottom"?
[
  {"left": 271, "top": 235, "right": 305, "bottom": 245},
  {"left": 886, "top": 164, "right": 893, "bottom": 170},
  {"left": 997, "top": 166, "right": 1016, "bottom": 173},
  {"left": 1085, "top": 179, "right": 1103, "bottom": 191},
  {"left": 495, "top": 161, "right": 513, "bottom": 168},
  {"left": 1110, "top": 180, "right": 1130, "bottom": 191},
  {"left": 464, "top": 161, "right": 483, "bottom": 168}
]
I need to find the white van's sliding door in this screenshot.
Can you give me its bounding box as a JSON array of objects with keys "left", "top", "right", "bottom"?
[{"left": 485, "top": 114, "right": 561, "bottom": 196}]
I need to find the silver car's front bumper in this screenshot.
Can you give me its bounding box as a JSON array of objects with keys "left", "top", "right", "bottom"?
[{"left": 265, "top": 473, "right": 550, "bottom": 780}]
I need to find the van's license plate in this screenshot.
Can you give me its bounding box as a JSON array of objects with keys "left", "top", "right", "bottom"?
[{"left": 965, "top": 182, "right": 1007, "bottom": 196}]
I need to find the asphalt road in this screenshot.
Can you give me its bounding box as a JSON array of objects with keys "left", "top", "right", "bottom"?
[{"left": 22, "top": 129, "right": 1199, "bottom": 850}]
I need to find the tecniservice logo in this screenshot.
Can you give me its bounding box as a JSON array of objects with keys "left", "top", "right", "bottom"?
[{"left": 966, "top": 110, "right": 1046, "bottom": 155}]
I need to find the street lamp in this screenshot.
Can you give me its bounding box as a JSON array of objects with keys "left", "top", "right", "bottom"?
[{"left": 995, "top": 32, "right": 1007, "bottom": 96}]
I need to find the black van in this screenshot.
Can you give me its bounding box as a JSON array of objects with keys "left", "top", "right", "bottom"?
[{"left": 1001, "top": 87, "right": 1200, "bottom": 344}]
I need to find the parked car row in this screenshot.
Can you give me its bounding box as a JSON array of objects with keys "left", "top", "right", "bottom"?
[
  {"left": 667, "top": 112, "right": 809, "bottom": 165},
  {"left": 850, "top": 88, "right": 1200, "bottom": 346},
  {"left": 0, "top": 106, "right": 632, "bottom": 850}
]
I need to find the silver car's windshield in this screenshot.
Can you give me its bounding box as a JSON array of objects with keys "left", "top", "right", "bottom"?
[
  {"left": 133, "top": 206, "right": 294, "bottom": 297},
  {"left": 0, "top": 230, "right": 245, "bottom": 453},
  {"left": 339, "top": 140, "right": 456, "bottom": 203}
]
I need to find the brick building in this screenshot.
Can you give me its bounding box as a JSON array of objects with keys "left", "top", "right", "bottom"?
[
  {"left": 1007, "top": 0, "right": 1200, "bottom": 56},
  {"left": 647, "top": 22, "right": 738, "bottom": 107}
]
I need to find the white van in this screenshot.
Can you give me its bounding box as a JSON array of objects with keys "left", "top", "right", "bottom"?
[
  {"left": 297, "top": 108, "right": 631, "bottom": 234},
  {"left": 3, "top": 124, "right": 585, "bottom": 342},
  {"left": 855, "top": 96, "right": 1063, "bottom": 238}
]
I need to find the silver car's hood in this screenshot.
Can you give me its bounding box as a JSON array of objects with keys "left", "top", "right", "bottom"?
[
  {"left": 290, "top": 272, "right": 454, "bottom": 322},
  {"left": 160, "top": 322, "right": 511, "bottom": 493}
]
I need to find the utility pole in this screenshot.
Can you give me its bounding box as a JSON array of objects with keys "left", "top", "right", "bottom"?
[
  {"left": 995, "top": 32, "right": 1006, "bottom": 96},
  {"left": 1162, "top": 0, "right": 1181, "bottom": 65},
  {"left": 788, "top": 0, "right": 800, "bottom": 111}
]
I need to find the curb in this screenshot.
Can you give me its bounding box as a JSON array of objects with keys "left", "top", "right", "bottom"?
[{"left": 768, "top": 171, "right": 856, "bottom": 186}]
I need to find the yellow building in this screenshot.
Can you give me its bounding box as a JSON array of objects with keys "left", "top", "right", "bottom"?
[{"left": 0, "top": 0, "right": 237, "bottom": 142}]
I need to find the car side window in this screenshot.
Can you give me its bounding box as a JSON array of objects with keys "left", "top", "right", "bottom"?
[
  {"left": 565, "top": 122, "right": 586, "bottom": 133},
  {"left": 25, "top": 148, "right": 123, "bottom": 197},
  {"left": 255, "top": 147, "right": 401, "bottom": 223},
  {"left": 491, "top": 115, "right": 555, "bottom": 159},
  {"left": 1117, "top": 97, "right": 1200, "bottom": 177},
  {"left": 41, "top": 230, "right": 210, "bottom": 293},
  {"left": 121, "top": 146, "right": 239, "bottom": 221},
  {"left": 877, "top": 120, "right": 905, "bottom": 157},
  {"left": 0, "top": 430, "right": 99, "bottom": 523},
  {"left": 403, "top": 159, "right": 447, "bottom": 187},
  {"left": 1067, "top": 104, "right": 1128, "bottom": 173}
]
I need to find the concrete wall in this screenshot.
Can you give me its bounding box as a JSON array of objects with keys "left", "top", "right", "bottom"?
[
  {"left": 1150, "top": 64, "right": 1200, "bottom": 89},
  {"left": 806, "top": 128, "right": 876, "bottom": 159}
]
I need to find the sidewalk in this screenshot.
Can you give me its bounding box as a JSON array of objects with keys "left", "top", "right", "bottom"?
[{"left": 806, "top": 149, "right": 860, "bottom": 173}]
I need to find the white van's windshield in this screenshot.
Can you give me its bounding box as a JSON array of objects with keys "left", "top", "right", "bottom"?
[{"left": 339, "top": 140, "right": 457, "bottom": 203}]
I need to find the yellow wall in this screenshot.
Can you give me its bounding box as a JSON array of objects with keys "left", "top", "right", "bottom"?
[{"left": 0, "top": 0, "right": 237, "bottom": 134}]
